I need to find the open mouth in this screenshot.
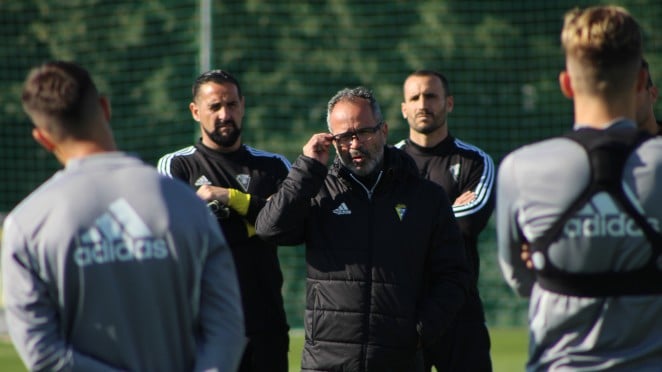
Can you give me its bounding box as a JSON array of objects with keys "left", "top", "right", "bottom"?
[{"left": 351, "top": 154, "right": 365, "bottom": 164}]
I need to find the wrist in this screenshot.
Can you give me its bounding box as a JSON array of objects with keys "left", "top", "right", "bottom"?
[{"left": 227, "top": 188, "right": 251, "bottom": 215}]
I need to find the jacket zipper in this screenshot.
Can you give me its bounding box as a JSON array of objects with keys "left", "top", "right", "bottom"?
[{"left": 349, "top": 171, "right": 383, "bottom": 200}]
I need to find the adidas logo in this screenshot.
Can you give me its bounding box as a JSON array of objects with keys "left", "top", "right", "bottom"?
[
  {"left": 195, "top": 175, "right": 212, "bottom": 186},
  {"left": 74, "top": 198, "right": 170, "bottom": 267},
  {"left": 563, "top": 192, "right": 660, "bottom": 238},
  {"left": 332, "top": 202, "right": 352, "bottom": 215}
]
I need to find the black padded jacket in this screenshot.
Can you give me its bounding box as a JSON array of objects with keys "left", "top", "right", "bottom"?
[{"left": 256, "top": 146, "right": 470, "bottom": 372}]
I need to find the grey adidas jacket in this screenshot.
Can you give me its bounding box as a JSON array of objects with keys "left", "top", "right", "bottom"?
[
  {"left": 496, "top": 120, "right": 662, "bottom": 371},
  {"left": 1, "top": 153, "right": 245, "bottom": 372}
]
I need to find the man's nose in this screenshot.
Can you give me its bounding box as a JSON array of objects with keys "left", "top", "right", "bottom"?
[{"left": 217, "top": 107, "right": 231, "bottom": 120}]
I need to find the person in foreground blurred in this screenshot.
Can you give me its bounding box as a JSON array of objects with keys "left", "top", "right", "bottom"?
[
  {"left": 497, "top": 6, "right": 662, "bottom": 371},
  {"left": 157, "top": 69, "right": 291, "bottom": 372},
  {"left": 2, "top": 61, "right": 245, "bottom": 371},
  {"left": 397, "top": 69, "right": 494, "bottom": 372},
  {"left": 636, "top": 58, "right": 661, "bottom": 134},
  {"left": 256, "top": 86, "right": 470, "bottom": 371}
]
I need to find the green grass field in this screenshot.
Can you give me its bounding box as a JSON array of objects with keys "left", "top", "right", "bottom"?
[
  {"left": 0, "top": 327, "right": 527, "bottom": 371},
  {"left": 289, "top": 328, "right": 528, "bottom": 372},
  {"left": 287, "top": 327, "right": 528, "bottom": 372}
]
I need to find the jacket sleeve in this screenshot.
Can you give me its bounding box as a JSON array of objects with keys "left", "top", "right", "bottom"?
[
  {"left": 416, "top": 188, "right": 471, "bottom": 347},
  {"left": 243, "top": 156, "right": 292, "bottom": 223},
  {"left": 255, "top": 155, "right": 327, "bottom": 246},
  {"left": 194, "top": 212, "right": 246, "bottom": 372},
  {"left": 1, "top": 216, "right": 124, "bottom": 372},
  {"left": 453, "top": 151, "right": 495, "bottom": 237},
  {"left": 496, "top": 154, "right": 535, "bottom": 297}
]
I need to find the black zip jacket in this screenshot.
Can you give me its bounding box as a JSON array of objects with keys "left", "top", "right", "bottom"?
[
  {"left": 158, "top": 141, "right": 290, "bottom": 336},
  {"left": 256, "top": 146, "right": 470, "bottom": 372}
]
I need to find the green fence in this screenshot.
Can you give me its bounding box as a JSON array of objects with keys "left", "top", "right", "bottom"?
[{"left": 1, "top": 0, "right": 660, "bottom": 328}]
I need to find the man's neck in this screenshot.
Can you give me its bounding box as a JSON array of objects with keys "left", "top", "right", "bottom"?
[
  {"left": 573, "top": 95, "right": 636, "bottom": 128},
  {"left": 408, "top": 125, "right": 448, "bottom": 148},
  {"left": 201, "top": 137, "right": 242, "bottom": 153},
  {"left": 59, "top": 139, "right": 116, "bottom": 165},
  {"left": 641, "top": 115, "right": 659, "bottom": 135}
]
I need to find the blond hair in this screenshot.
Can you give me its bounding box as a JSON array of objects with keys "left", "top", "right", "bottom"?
[{"left": 561, "top": 6, "right": 642, "bottom": 97}]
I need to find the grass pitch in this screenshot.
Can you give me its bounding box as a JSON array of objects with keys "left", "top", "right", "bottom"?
[
  {"left": 0, "top": 327, "right": 527, "bottom": 371},
  {"left": 287, "top": 327, "right": 527, "bottom": 372}
]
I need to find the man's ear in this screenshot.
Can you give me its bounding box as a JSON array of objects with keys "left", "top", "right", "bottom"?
[
  {"left": 635, "top": 67, "right": 648, "bottom": 93},
  {"left": 32, "top": 127, "right": 55, "bottom": 152},
  {"left": 446, "top": 95, "right": 454, "bottom": 113},
  {"left": 99, "top": 96, "right": 111, "bottom": 121},
  {"left": 650, "top": 85, "right": 659, "bottom": 102},
  {"left": 559, "top": 71, "right": 574, "bottom": 99},
  {"left": 189, "top": 102, "right": 200, "bottom": 122}
]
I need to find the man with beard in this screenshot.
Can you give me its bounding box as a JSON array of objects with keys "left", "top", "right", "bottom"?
[
  {"left": 157, "top": 69, "right": 291, "bottom": 372},
  {"left": 255, "top": 86, "right": 470, "bottom": 371},
  {"left": 395, "top": 70, "right": 494, "bottom": 372}
]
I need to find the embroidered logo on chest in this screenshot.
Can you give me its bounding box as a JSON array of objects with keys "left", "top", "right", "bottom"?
[
  {"left": 236, "top": 174, "right": 251, "bottom": 192},
  {"left": 449, "top": 163, "right": 461, "bottom": 182},
  {"left": 395, "top": 203, "right": 407, "bottom": 221}
]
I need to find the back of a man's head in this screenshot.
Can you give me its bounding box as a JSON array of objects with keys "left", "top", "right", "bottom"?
[
  {"left": 22, "top": 61, "right": 100, "bottom": 140},
  {"left": 561, "top": 6, "right": 642, "bottom": 98}
]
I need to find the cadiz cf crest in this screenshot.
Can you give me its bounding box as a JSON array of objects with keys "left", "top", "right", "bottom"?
[
  {"left": 236, "top": 174, "right": 251, "bottom": 192},
  {"left": 395, "top": 203, "right": 407, "bottom": 221}
]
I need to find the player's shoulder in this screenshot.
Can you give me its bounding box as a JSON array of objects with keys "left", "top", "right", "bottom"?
[
  {"left": 635, "top": 135, "right": 662, "bottom": 164},
  {"left": 157, "top": 145, "right": 197, "bottom": 171},
  {"left": 501, "top": 137, "right": 584, "bottom": 175},
  {"left": 639, "top": 134, "right": 662, "bottom": 149},
  {"left": 244, "top": 145, "right": 292, "bottom": 169},
  {"left": 158, "top": 145, "right": 197, "bottom": 161},
  {"left": 452, "top": 137, "right": 492, "bottom": 160}
]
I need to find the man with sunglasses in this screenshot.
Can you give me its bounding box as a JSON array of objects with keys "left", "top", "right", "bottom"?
[{"left": 256, "top": 86, "right": 470, "bottom": 371}]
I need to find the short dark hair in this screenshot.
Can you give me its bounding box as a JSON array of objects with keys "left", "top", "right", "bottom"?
[
  {"left": 192, "top": 69, "right": 242, "bottom": 100},
  {"left": 326, "top": 86, "right": 383, "bottom": 131},
  {"left": 21, "top": 61, "right": 99, "bottom": 137},
  {"left": 407, "top": 70, "right": 451, "bottom": 96}
]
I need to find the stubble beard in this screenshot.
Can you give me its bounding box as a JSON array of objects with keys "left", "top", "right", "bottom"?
[
  {"left": 205, "top": 121, "right": 241, "bottom": 148},
  {"left": 413, "top": 114, "right": 446, "bottom": 135},
  {"left": 340, "top": 147, "right": 383, "bottom": 177}
]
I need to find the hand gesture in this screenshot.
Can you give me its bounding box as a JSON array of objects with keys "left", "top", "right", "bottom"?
[
  {"left": 303, "top": 133, "right": 334, "bottom": 165},
  {"left": 196, "top": 184, "right": 230, "bottom": 204}
]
